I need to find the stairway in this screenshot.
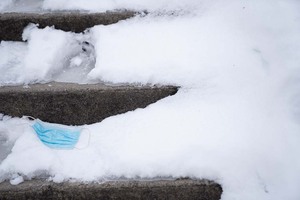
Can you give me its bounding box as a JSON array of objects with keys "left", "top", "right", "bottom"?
[{"left": 0, "top": 11, "right": 222, "bottom": 199}]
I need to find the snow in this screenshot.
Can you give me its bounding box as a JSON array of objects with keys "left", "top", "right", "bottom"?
[
  {"left": 0, "top": 24, "right": 95, "bottom": 85},
  {"left": 1, "top": 0, "right": 300, "bottom": 200},
  {"left": 9, "top": 174, "right": 24, "bottom": 185},
  {"left": 0, "top": 0, "right": 204, "bottom": 13},
  {"left": 0, "top": 0, "right": 43, "bottom": 12},
  {"left": 0, "top": 0, "right": 13, "bottom": 11}
]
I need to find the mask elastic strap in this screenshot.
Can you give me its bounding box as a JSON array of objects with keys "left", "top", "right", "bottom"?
[
  {"left": 75, "top": 128, "right": 91, "bottom": 150},
  {"left": 23, "top": 115, "right": 36, "bottom": 121},
  {"left": 13, "top": 116, "right": 37, "bottom": 136},
  {"left": 14, "top": 115, "right": 37, "bottom": 127}
]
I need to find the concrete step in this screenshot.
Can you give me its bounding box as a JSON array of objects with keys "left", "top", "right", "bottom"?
[
  {"left": 0, "top": 11, "right": 137, "bottom": 41},
  {"left": 0, "top": 179, "right": 222, "bottom": 200},
  {"left": 0, "top": 82, "right": 178, "bottom": 125}
]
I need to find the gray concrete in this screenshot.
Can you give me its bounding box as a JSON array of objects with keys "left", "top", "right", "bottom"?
[
  {"left": 0, "top": 179, "right": 222, "bottom": 200},
  {"left": 0, "top": 11, "right": 136, "bottom": 41},
  {"left": 0, "top": 82, "right": 178, "bottom": 125}
]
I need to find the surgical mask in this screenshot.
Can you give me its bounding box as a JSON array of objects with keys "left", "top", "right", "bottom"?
[{"left": 32, "top": 119, "right": 82, "bottom": 149}]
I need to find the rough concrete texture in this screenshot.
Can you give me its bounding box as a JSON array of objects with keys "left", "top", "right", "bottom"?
[
  {"left": 0, "top": 82, "right": 178, "bottom": 125},
  {"left": 0, "top": 11, "right": 136, "bottom": 41},
  {"left": 0, "top": 179, "right": 222, "bottom": 200}
]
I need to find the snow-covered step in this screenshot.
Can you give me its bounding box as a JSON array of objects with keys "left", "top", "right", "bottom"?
[
  {"left": 0, "top": 11, "right": 136, "bottom": 41},
  {"left": 0, "top": 82, "right": 178, "bottom": 125},
  {"left": 0, "top": 179, "right": 222, "bottom": 200}
]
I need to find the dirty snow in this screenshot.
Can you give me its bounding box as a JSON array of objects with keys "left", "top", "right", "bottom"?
[{"left": 1, "top": 0, "right": 300, "bottom": 200}]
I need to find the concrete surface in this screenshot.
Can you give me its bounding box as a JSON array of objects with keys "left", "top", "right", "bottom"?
[
  {"left": 0, "top": 179, "right": 222, "bottom": 200},
  {"left": 0, "top": 82, "right": 178, "bottom": 125},
  {"left": 0, "top": 11, "right": 136, "bottom": 41}
]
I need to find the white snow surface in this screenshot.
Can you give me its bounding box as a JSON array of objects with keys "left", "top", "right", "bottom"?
[
  {"left": 0, "top": 0, "right": 203, "bottom": 12},
  {"left": 1, "top": 1, "right": 300, "bottom": 200}
]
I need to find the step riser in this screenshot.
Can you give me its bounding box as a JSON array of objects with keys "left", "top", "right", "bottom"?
[
  {"left": 0, "top": 11, "right": 136, "bottom": 41},
  {"left": 0, "top": 179, "right": 222, "bottom": 200},
  {"left": 0, "top": 83, "right": 178, "bottom": 125}
]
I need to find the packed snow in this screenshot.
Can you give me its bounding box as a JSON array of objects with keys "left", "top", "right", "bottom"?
[{"left": 1, "top": 0, "right": 300, "bottom": 200}]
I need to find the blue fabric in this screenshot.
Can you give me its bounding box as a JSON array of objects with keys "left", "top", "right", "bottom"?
[{"left": 32, "top": 119, "right": 81, "bottom": 149}]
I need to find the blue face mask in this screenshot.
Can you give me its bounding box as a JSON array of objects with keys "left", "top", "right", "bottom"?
[{"left": 32, "top": 119, "right": 82, "bottom": 149}]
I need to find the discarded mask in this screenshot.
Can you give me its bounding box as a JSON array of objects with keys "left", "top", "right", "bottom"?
[{"left": 32, "top": 119, "right": 82, "bottom": 149}]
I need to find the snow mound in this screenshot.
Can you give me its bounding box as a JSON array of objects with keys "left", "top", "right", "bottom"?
[{"left": 0, "top": 25, "right": 95, "bottom": 85}]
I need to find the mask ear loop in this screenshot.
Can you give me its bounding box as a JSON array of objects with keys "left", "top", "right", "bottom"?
[
  {"left": 22, "top": 116, "right": 36, "bottom": 121},
  {"left": 15, "top": 116, "right": 37, "bottom": 130},
  {"left": 8, "top": 116, "right": 37, "bottom": 145},
  {"left": 75, "top": 128, "right": 91, "bottom": 150},
  {"left": 13, "top": 115, "right": 37, "bottom": 128}
]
